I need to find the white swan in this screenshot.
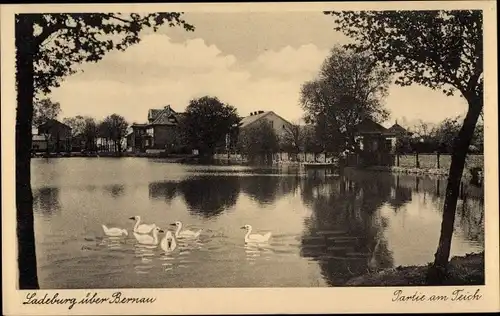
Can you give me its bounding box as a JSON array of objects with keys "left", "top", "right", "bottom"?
[
  {"left": 133, "top": 227, "right": 163, "bottom": 246},
  {"left": 170, "top": 221, "right": 202, "bottom": 239},
  {"left": 160, "top": 230, "right": 177, "bottom": 253},
  {"left": 129, "top": 216, "right": 156, "bottom": 234},
  {"left": 240, "top": 225, "right": 272, "bottom": 243},
  {"left": 102, "top": 225, "right": 128, "bottom": 237}
]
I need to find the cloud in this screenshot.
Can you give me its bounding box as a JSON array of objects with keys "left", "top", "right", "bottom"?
[
  {"left": 50, "top": 33, "right": 467, "bottom": 127},
  {"left": 50, "top": 34, "right": 326, "bottom": 123},
  {"left": 112, "top": 35, "right": 238, "bottom": 73},
  {"left": 253, "top": 44, "right": 329, "bottom": 76}
]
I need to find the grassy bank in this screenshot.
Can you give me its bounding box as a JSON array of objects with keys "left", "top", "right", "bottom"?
[{"left": 345, "top": 252, "right": 484, "bottom": 286}]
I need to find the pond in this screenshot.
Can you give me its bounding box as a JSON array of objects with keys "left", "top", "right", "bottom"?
[{"left": 31, "top": 158, "right": 484, "bottom": 288}]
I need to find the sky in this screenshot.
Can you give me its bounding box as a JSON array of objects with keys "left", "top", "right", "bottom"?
[{"left": 49, "top": 12, "right": 468, "bottom": 128}]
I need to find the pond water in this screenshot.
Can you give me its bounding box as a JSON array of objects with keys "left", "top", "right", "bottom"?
[{"left": 31, "top": 158, "right": 484, "bottom": 288}]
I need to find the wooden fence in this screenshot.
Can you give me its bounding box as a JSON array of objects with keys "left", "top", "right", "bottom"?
[{"left": 395, "top": 153, "right": 484, "bottom": 170}]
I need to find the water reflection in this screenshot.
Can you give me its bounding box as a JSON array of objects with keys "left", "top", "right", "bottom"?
[
  {"left": 103, "top": 184, "right": 125, "bottom": 198},
  {"left": 298, "top": 169, "right": 484, "bottom": 285},
  {"left": 134, "top": 244, "right": 156, "bottom": 274},
  {"left": 149, "top": 182, "right": 178, "bottom": 203},
  {"left": 299, "top": 170, "right": 397, "bottom": 285},
  {"left": 33, "top": 187, "right": 61, "bottom": 216},
  {"left": 178, "top": 176, "right": 240, "bottom": 218},
  {"left": 244, "top": 243, "right": 273, "bottom": 265},
  {"left": 388, "top": 176, "right": 413, "bottom": 212},
  {"left": 456, "top": 194, "right": 484, "bottom": 243},
  {"left": 31, "top": 159, "right": 484, "bottom": 288},
  {"left": 240, "top": 175, "right": 300, "bottom": 205}
]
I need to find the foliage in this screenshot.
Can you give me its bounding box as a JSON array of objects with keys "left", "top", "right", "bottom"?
[
  {"left": 325, "top": 10, "right": 483, "bottom": 100},
  {"left": 33, "top": 98, "right": 61, "bottom": 126},
  {"left": 238, "top": 120, "right": 279, "bottom": 161},
  {"left": 81, "top": 117, "right": 98, "bottom": 151},
  {"left": 26, "top": 13, "right": 194, "bottom": 96},
  {"left": 395, "top": 134, "right": 412, "bottom": 155},
  {"left": 470, "top": 122, "right": 483, "bottom": 152},
  {"left": 62, "top": 115, "right": 86, "bottom": 136},
  {"left": 433, "top": 116, "right": 462, "bottom": 152},
  {"left": 102, "top": 114, "right": 129, "bottom": 152},
  {"left": 325, "top": 9, "right": 484, "bottom": 280},
  {"left": 300, "top": 45, "right": 391, "bottom": 155},
  {"left": 280, "top": 123, "right": 304, "bottom": 154},
  {"left": 15, "top": 11, "right": 194, "bottom": 290},
  {"left": 301, "top": 125, "right": 324, "bottom": 154},
  {"left": 181, "top": 96, "right": 240, "bottom": 156}
]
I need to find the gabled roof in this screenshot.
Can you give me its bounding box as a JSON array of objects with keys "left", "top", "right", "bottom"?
[
  {"left": 147, "top": 105, "right": 184, "bottom": 126},
  {"left": 240, "top": 111, "right": 293, "bottom": 129},
  {"left": 38, "top": 119, "right": 71, "bottom": 130},
  {"left": 387, "top": 123, "right": 410, "bottom": 135},
  {"left": 240, "top": 111, "right": 272, "bottom": 128},
  {"left": 148, "top": 109, "right": 163, "bottom": 122},
  {"left": 355, "top": 118, "right": 393, "bottom": 135}
]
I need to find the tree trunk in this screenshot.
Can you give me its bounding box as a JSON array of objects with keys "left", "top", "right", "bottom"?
[
  {"left": 117, "top": 138, "right": 122, "bottom": 156},
  {"left": 15, "top": 15, "right": 39, "bottom": 289},
  {"left": 426, "top": 95, "right": 483, "bottom": 284},
  {"left": 44, "top": 134, "right": 50, "bottom": 156}
]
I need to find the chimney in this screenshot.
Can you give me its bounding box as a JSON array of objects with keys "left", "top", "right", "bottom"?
[{"left": 258, "top": 110, "right": 264, "bottom": 114}]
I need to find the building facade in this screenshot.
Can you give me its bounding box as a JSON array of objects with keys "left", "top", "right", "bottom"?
[
  {"left": 33, "top": 119, "right": 72, "bottom": 152},
  {"left": 127, "top": 105, "right": 185, "bottom": 153}
]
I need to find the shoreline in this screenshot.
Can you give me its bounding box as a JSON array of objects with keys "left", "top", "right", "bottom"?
[
  {"left": 31, "top": 153, "right": 483, "bottom": 181},
  {"left": 344, "top": 252, "right": 484, "bottom": 286},
  {"left": 352, "top": 165, "right": 482, "bottom": 181}
]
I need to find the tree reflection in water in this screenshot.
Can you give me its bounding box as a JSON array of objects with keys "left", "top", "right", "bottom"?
[
  {"left": 239, "top": 173, "right": 300, "bottom": 205},
  {"left": 33, "top": 187, "right": 61, "bottom": 216},
  {"left": 148, "top": 171, "right": 301, "bottom": 218},
  {"left": 299, "top": 169, "right": 484, "bottom": 286},
  {"left": 299, "top": 169, "right": 399, "bottom": 286},
  {"left": 149, "top": 181, "right": 179, "bottom": 204},
  {"left": 178, "top": 176, "right": 241, "bottom": 218}
]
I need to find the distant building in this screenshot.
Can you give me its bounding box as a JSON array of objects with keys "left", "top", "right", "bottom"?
[
  {"left": 239, "top": 110, "right": 293, "bottom": 137},
  {"left": 33, "top": 119, "right": 72, "bottom": 152},
  {"left": 352, "top": 118, "right": 398, "bottom": 166},
  {"left": 387, "top": 122, "right": 410, "bottom": 136},
  {"left": 127, "top": 105, "right": 185, "bottom": 153},
  {"left": 32, "top": 135, "right": 48, "bottom": 152}
]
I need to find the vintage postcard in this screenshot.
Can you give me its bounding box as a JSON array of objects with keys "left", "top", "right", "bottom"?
[{"left": 2, "top": 1, "right": 499, "bottom": 315}]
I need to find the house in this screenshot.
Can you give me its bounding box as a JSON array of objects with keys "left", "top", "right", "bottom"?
[
  {"left": 127, "top": 105, "right": 185, "bottom": 153},
  {"left": 236, "top": 110, "right": 294, "bottom": 162},
  {"left": 239, "top": 110, "right": 293, "bottom": 137},
  {"left": 351, "top": 118, "right": 398, "bottom": 166},
  {"left": 354, "top": 118, "right": 397, "bottom": 153},
  {"left": 32, "top": 135, "right": 48, "bottom": 152},
  {"left": 34, "top": 119, "right": 72, "bottom": 152}
]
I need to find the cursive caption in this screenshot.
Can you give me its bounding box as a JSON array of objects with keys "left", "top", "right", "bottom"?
[
  {"left": 392, "top": 288, "right": 482, "bottom": 302},
  {"left": 23, "top": 291, "right": 156, "bottom": 310}
]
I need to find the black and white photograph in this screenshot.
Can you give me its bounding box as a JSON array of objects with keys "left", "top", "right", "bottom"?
[{"left": 2, "top": 1, "right": 498, "bottom": 314}]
